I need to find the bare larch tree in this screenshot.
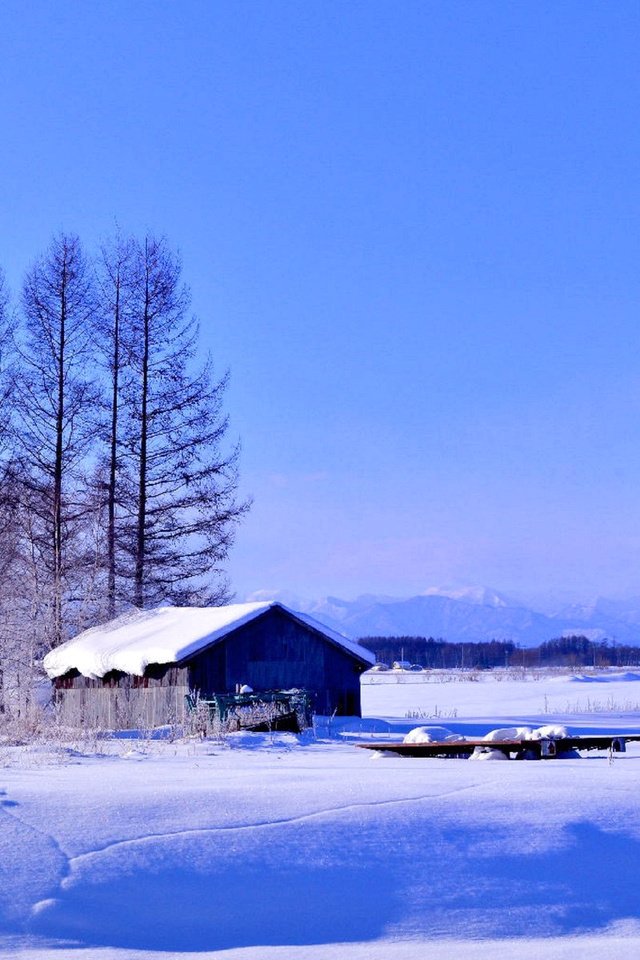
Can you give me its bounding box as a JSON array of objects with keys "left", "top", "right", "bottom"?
[
  {"left": 119, "top": 236, "right": 248, "bottom": 608},
  {"left": 17, "top": 234, "right": 98, "bottom": 647},
  {"left": 95, "top": 234, "right": 136, "bottom": 618}
]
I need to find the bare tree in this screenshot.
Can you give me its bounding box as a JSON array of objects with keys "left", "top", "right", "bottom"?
[
  {"left": 0, "top": 269, "right": 17, "bottom": 713},
  {"left": 16, "top": 234, "right": 99, "bottom": 646},
  {"left": 0, "top": 270, "right": 14, "bottom": 460},
  {"left": 0, "top": 231, "right": 249, "bottom": 682},
  {"left": 0, "top": 273, "right": 40, "bottom": 720},
  {"left": 95, "top": 234, "right": 136, "bottom": 618},
  {"left": 119, "top": 236, "right": 248, "bottom": 608}
]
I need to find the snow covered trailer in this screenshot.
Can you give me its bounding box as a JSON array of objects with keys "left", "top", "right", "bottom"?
[
  {"left": 357, "top": 733, "right": 640, "bottom": 759},
  {"left": 43, "top": 601, "right": 374, "bottom": 730}
]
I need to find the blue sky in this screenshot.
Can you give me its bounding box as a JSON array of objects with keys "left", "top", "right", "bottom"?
[{"left": 2, "top": 2, "right": 640, "bottom": 605}]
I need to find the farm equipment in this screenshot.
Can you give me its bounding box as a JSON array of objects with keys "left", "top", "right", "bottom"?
[
  {"left": 357, "top": 733, "right": 640, "bottom": 759},
  {"left": 185, "top": 689, "right": 312, "bottom": 733}
]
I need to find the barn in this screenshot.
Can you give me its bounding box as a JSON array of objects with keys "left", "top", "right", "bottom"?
[{"left": 43, "top": 601, "right": 375, "bottom": 729}]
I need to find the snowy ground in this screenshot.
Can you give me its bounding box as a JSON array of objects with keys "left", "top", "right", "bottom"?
[
  {"left": 361, "top": 666, "right": 640, "bottom": 722},
  {"left": 2, "top": 670, "right": 640, "bottom": 959}
]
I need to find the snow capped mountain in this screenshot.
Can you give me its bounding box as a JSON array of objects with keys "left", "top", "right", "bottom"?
[
  {"left": 244, "top": 587, "right": 640, "bottom": 648},
  {"left": 309, "top": 593, "right": 551, "bottom": 646},
  {"left": 245, "top": 589, "right": 307, "bottom": 609},
  {"left": 559, "top": 596, "right": 640, "bottom": 628},
  {"left": 420, "top": 585, "right": 514, "bottom": 608}
]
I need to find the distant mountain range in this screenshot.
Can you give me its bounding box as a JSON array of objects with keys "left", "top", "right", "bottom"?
[{"left": 248, "top": 588, "right": 640, "bottom": 648}]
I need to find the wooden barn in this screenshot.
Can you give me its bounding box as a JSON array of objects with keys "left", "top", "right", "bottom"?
[{"left": 43, "top": 601, "right": 375, "bottom": 729}]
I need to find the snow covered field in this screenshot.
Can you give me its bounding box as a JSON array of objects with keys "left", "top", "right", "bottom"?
[
  {"left": 2, "top": 670, "right": 640, "bottom": 960},
  {"left": 361, "top": 667, "right": 640, "bottom": 720}
]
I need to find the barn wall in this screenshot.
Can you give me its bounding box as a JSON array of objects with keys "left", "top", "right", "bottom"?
[
  {"left": 53, "top": 666, "right": 189, "bottom": 729},
  {"left": 187, "top": 607, "right": 366, "bottom": 714}
]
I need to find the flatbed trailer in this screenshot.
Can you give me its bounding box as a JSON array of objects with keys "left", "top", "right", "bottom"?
[{"left": 357, "top": 734, "right": 640, "bottom": 759}]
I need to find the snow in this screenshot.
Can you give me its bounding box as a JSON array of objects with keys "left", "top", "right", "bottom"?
[
  {"left": 570, "top": 671, "right": 640, "bottom": 683},
  {"left": 3, "top": 669, "right": 640, "bottom": 959},
  {"left": 469, "top": 746, "right": 510, "bottom": 760},
  {"left": 528, "top": 723, "right": 570, "bottom": 740},
  {"left": 362, "top": 667, "right": 640, "bottom": 718},
  {"left": 480, "top": 724, "right": 569, "bottom": 742},
  {"left": 482, "top": 725, "right": 534, "bottom": 741},
  {"left": 42, "top": 601, "right": 374, "bottom": 680},
  {"left": 402, "top": 725, "right": 466, "bottom": 743}
]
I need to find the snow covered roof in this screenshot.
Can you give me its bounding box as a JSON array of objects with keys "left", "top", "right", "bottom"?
[{"left": 43, "top": 601, "right": 375, "bottom": 680}]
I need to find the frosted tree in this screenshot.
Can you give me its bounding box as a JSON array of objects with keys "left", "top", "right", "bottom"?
[
  {"left": 0, "top": 270, "right": 14, "bottom": 463},
  {"left": 94, "top": 234, "right": 137, "bottom": 618},
  {"left": 0, "top": 269, "right": 44, "bottom": 717},
  {"left": 116, "top": 236, "right": 248, "bottom": 608},
  {"left": 0, "top": 269, "right": 18, "bottom": 713},
  {"left": 16, "top": 234, "right": 99, "bottom": 647}
]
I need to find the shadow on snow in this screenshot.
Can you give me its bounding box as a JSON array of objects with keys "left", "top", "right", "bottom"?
[{"left": 28, "top": 814, "right": 640, "bottom": 951}]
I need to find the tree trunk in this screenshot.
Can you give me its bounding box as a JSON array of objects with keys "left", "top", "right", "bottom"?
[
  {"left": 134, "top": 251, "right": 150, "bottom": 608},
  {"left": 53, "top": 259, "right": 67, "bottom": 646},
  {"left": 107, "top": 271, "right": 121, "bottom": 618}
]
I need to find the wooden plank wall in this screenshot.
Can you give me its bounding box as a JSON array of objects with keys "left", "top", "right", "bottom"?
[{"left": 53, "top": 683, "right": 189, "bottom": 729}]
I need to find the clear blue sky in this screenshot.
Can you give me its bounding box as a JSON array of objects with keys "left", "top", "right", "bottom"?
[{"left": 2, "top": 1, "right": 640, "bottom": 606}]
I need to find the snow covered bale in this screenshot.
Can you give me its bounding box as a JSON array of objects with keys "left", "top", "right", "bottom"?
[
  {"left": 528, "top": 724, "right": 569, "bottom": 740},
  {"left": 482, "top": 727, "right": 534, "bottom": 742},
  {"left": 403, "top": 726, "right": 465, "bottom": 744}
]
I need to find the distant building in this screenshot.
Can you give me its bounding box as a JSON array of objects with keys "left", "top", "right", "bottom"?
[{"left": 44, "top": 601, "right": 375, "bottom": 728}]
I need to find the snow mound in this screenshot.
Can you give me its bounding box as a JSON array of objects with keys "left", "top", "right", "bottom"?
[
  {"left": 483, "top": 727, "right": 533, "bottom": 742},
  {"left": 528, "top": 724, "right": 569, "bottom": 740},
  {"left": 470, "top": 748, "right": 510, "bottom": 761},
  {"left": 570, "top": 671, "right": 640, "bottom": 683},
  {"left": 482, "top": 724, "right": 569, "bottom": 742},
  {"left": 403, "top": 726, "right": 465, "bottom": 744}
]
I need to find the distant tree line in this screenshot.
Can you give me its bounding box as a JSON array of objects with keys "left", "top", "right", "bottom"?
[
  {"left": 534, "top": 636, "right": 640, "bottom": 668},
  {"left": 360, "top": 636, "right": 516, "bottom": 669},
  {"left": 0, "top": 233, "right": 248, "bottom": 715},
  {"left": 359, "top": 634, "right": 640, "bottom": 669}
]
